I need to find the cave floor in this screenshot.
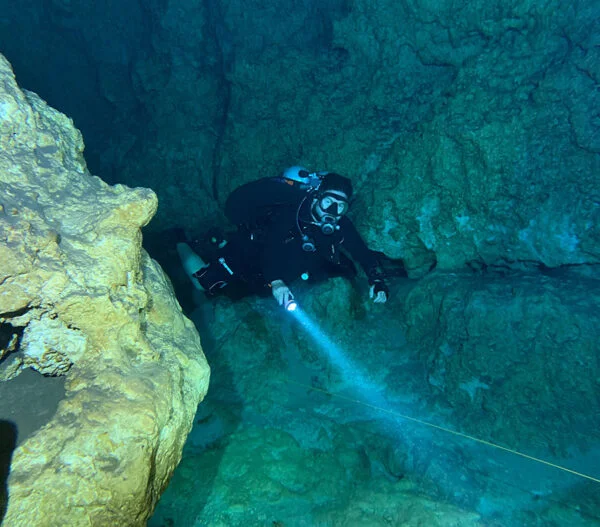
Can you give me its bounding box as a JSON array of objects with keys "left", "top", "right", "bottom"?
[{"left": 149, "top": 295, "right": 600, "bottom": 527}]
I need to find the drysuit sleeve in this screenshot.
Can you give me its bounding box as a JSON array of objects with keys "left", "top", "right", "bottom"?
[
  {"left": 338, "top": 217, "right": 384, "bottom": 283},
  {"left": 225, "top": 177, "right": 304, "bottom": 226}
]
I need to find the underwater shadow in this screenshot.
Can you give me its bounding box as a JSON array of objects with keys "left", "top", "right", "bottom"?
[
  {"left": 0, "top": 420, "right": 17, "bottom": 523},
  {"left": 147, "top": 292, "right": 244, "bottom": 525},
  {"left": 143, "top": 229, "right": 199, "bottom": 315},
  {"left": 180, "top": 297, "right": 246, "bottom": 521}
]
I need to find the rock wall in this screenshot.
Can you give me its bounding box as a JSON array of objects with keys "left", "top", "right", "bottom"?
[
  {"left": 402, "top": 270, "right": 600, "bottom": 456},
  {"left": 352, "top": 0, "right": 600, "bottom": 272},
  {"left": 0, "top": 54, "right": 210, "bottom": 526},
  {"left": 1, "top": 1, "right": 598, "bottom": 276}
]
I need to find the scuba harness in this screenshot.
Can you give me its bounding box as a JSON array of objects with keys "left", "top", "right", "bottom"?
[
  {"left": 209, "top": 168, "right": 404, "bottom": 295},
  {"left": 278, "top": 170, "right": 408, "bottom": 287}
]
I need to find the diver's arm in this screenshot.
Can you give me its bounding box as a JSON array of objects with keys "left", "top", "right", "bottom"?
[
  {"left": 339, "top": 217, "right": 390, "bottom": 302},
  {"left": 338, "top": 217, "right": 380, "bottom": 276}
]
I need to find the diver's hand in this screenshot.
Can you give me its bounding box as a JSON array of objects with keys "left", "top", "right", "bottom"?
[
  {"left": 369, "top": 279, "right": 389, "bottom": 304},
  {"left": 270, "top": 280, "right": 294, "bottom": 306}
]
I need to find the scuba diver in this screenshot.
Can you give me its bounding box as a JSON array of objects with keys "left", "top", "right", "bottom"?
[{"left": 176, "top": 166, "right": 402, "bottom": 308}]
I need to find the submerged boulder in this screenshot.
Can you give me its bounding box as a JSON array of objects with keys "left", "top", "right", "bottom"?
[{"left": 0, "top": 53, "right": 210, "bottom": 526}]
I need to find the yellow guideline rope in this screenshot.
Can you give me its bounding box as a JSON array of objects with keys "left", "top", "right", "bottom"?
[{"left": 280, "top": 378, "right": 600, "bottom": 484}]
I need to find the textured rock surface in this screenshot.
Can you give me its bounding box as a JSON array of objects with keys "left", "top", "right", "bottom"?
[
  {"left": 354, "top": 1, "right": 600, "bottom": 272},
  {"left": 0, "top": 54, "right": 210, "bottom": 526},
  {"left": 2, "top": 1, "right": 599, "bottom": 524},
  {"left": 402, "top": 270, "right": 600, "bottom": 455},
  {"left": 154, "top": 424, "right": 482, "bottom": 527},
  {"left": 151, "top": 272, "right": 600, "bottom": 525},
  {"left": 2, "top": 1, "right": 598, "bottom": 274}
]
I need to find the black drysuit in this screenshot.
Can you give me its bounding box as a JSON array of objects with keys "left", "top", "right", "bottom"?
[{"left": 195, "top": 177, "right": 383, "bottom": 297}]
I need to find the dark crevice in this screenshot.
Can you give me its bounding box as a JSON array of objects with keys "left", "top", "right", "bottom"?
[
  {"left": 0, "top": 420, "right": 17, "bottom": 523},
  {"left": 465, "top": 258, "right": 600, "bottom": 277},
  {"left": 211, "top": 82, "right": 232, "bottom": 204},
  {"left": 0, "top": 323, "right": 24, "bottom": 367},
  {"left": 0, "top": 306, "right": 31, "bottom": 320},
  {"left": 0, "top": 369, "right": 66, "bottom": 447},
  {"left": 205, "top": 0, "right": 234, "bottom": 204}
]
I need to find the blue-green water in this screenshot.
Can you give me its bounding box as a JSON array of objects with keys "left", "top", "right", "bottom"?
[{"left": 149, "top": 284, "right": 600, "bottom": 526}]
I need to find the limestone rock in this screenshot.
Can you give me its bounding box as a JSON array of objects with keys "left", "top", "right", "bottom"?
[
  {"left": 336, "top": 0, "right": 600, "bottom": 273},
  {"left": 152, "top": 424, "right": 482, "bottom": 527},
  {"left": 402, "top": 270, "right": 600, "bottom": 456},
  {"left": 0, "top": 53, "right": 210, "bottom": 526}
]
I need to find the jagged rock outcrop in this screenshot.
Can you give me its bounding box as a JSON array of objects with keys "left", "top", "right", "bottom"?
[{"left": 0, "top": 53, "right": 210, "bottom": 526}]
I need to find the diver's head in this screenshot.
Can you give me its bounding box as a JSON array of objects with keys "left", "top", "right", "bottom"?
[{"left": 311, "top": 173, "right": 353, "bottom": 235}]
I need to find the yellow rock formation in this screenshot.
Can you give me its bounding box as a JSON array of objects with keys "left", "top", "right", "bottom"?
[{"left": 0, "top": 53, "right": 209, "bottom": 526}]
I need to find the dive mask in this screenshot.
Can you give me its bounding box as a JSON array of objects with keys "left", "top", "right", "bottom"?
[
  {"left": 318, "top": 193, "right": 349, "bottom": 216},
  {"left": 310, "top": 191, "right": 349, "bottom": 235}
]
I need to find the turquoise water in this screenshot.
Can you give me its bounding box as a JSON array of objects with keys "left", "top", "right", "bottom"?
[
  {"left": 149, "top": 284, "right": 600, "bottom": 526},
  {"left": 1, "top": 1, "right": 598, "bottom": 524}
]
